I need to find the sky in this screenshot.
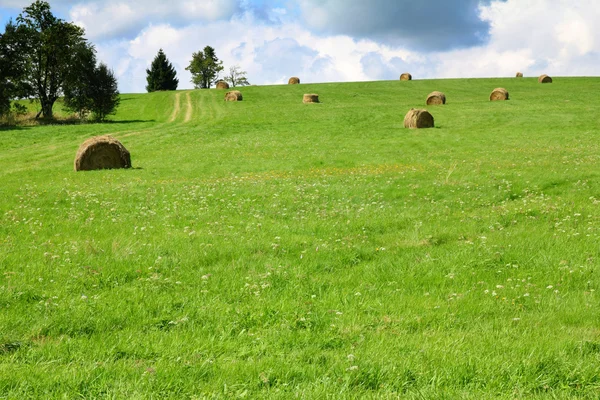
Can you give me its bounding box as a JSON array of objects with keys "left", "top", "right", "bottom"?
[{"left": 1, "top": 0, "right": 599, "bottom": 93}]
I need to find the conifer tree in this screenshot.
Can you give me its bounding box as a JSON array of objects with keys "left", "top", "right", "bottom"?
[{"left": 146, "top": 49, "right": 178, "bottom": 92}]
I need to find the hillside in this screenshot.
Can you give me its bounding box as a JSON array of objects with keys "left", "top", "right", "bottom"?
[{"left": 1, "top": 78, "right": 600, "bottom": 398}]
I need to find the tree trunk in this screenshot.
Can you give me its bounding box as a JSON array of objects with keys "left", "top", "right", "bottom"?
[{"left": 40, "top": 98, "right": 54, "bottom": 119}]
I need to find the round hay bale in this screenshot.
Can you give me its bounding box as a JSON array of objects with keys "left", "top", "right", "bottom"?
[
  {"left": 303, "top": 94, "right": 319, "bottom": 104},
  {"left": 74, "top": 135, "right": 131, "bottom": 172},
  {"left": 426, "top": 91, "right": 446, "bottom": 105},
  {"left": 288, "top": 77, "right": 300, "bottom": 84},
  {"left": 404, "top": 109, "right": 434, "bottom": 129},
  {"left": 539, "top": 74, "right": 552, "bottom": 83},
  {"left": 490, "top": 88, "right": 509, "bottom": 101},
  {"left": 216, "top": 81, "right": 230, "bottom": 89},
  {"left": 400, "top": 73, "right": 412, "bottom": 81},
  {"left": 516, "top": 72, "right": 523, "bottom": 78},
  {"left": 225, "top": 90, "right": 243, "bottom": 102}
]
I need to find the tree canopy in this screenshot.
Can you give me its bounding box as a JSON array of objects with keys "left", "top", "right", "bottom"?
[
  {"left": 186, "top": 46, "right": 224, "bottom": 89},
  {"left": 0, "top": 1, "right": 120, "bottom": 122},
  {"left": 146, "top": 49, "right": 179, "bottom": 92},
  {"left": 9, "top": 0, "right": 95, "bottom": 118}
]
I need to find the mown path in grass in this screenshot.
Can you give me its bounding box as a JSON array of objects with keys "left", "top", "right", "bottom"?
[{"left": 1, "top": 78, "right": 600, "bottom": 398}]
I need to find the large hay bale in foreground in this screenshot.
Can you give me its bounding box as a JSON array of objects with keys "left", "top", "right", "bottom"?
[
  {"left": 216, "top": 81, "right": 230, "bottom": 89},
  {"left": 404, "top": 109, "right": 434, "bottom": 129},
  {"left": 74, "top": 135, "right": 131, "bottom": 172},
  {"left": 539, "top": 74, "right": 552, "bottom": 83},
  {"left": 225, "top": 90, "right": 243, "bottom": 101},
  {"left": 303, "top": 94, "right": 319, "bottom": 103},
  {"left": 426, "top": 91, "right": 446, "bottom": 105},
  {"left": 516, "top": 72, "right": 523, "bottom": 78},
  {"left": 288, "top": 77, "right": 300, "bottom": 84},
  {"left": 490, "top": 87, "right": 509, "bottom": 101},
  {"left": 400, "top": 73, "right": 412, "bottom": 81}
]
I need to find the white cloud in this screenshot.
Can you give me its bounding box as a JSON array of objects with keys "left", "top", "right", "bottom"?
[
  {"left": 69, "top": 0, "right": 241, "bottom": 40},
  {"left": 81, "top": 0, "right": 600, "bottom": 93}
]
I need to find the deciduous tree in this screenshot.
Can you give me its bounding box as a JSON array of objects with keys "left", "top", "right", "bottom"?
[
  {"left": 8, "top": 0, "right": 95, "bottom": 119},
  {"left": 224, "top": 65, "right": 250, "bottom": 88},
  {"left": 186, "top": 46, "right": 224, "bottom": 89}
]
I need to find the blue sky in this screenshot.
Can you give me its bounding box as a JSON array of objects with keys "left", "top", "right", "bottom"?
[{"left": 1, "top": 0, "right": 599, "bottom": 93}]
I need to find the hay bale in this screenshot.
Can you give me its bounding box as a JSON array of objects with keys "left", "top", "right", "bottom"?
[
  {"left": 490, "top": 88, "right": 509, "bottom": 101},
  {"left": 303, "top": 94, "right": 319, "bottom": 104},
  {"left": 539, "top": 74, "right": 552, "bottom": 83},
  {"left": 216, "top": 81, "right": 230, "bottom": 89},
  {"left": 516, "top": 72, "right": 523, "bottom": 78},
  {"left": 288, "top": 77, "right": 300, "bottom": 84},
  {"left": 400, "top": 73, "right": 412, "bottom": 81},
  {"left": 404, "top": 109, "right": 434, "bottom": 129},
  {"left": 225, "top": 90, "right": 243, "bottom": 101},
  {"left": 74, "top": 135, "right": 131, "bottom": 172},
  {"left": 426, "top": 91, "right": 446, "bottom": 105}
]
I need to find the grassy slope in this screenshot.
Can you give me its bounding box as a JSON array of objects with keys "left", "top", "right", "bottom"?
[{"left": 1, "top": 78, "right": 600, "bottom": 398}]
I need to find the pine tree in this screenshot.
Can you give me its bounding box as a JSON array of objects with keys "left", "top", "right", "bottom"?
[{"left": 146, "top": 49, "right": 178, "bottom": 92}]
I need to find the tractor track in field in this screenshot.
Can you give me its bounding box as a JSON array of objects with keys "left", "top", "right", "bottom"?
[
  {"left": 184, "top": 92, "right": 193, "bottom": 123},
  {"left": 168, "top": 92, "right": 182, "bottom": 123}
]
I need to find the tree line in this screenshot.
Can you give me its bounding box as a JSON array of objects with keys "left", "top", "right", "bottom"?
[
  {"left": 146, "top": 47, "right": 249, "bottom": 92},
  {"left": 0, "top": 1, "right": 120, "bottom": 122}
]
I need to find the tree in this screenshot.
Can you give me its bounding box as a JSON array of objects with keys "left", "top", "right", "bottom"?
[
  {"left": 7, "top": 1, "right": 95, "bottom": 119},
  {"left": 146, "top": 49, "right": 178, "bottom": 92},
  {"left": 0, "top": 20, "right": 28, "bottom": 117},
  {"left": 186, "top": 46, "right": 224, "bottom": 89},
  {"left": 64, "top": 61, "right": 120, "bottom": 122},
  {"left": 63, "top": 44, "right": 97, "bottom": 118},
  {"left": 88, "top": 63, "right": 120, "bottom": 121},
  {"left": 224, "top": 65, "right": 250, "bottom": 88}
]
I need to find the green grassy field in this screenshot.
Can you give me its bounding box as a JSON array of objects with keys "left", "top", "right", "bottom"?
[{"left": 1, "top": 77, "right": 600, "bottom": 399}]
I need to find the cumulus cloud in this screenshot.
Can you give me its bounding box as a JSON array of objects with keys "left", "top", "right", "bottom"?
[
  {"left": 297, "top": 0, "right": 503, "bottom": 51},
  {"left": 4, "top": 0, "right": 600, "bottom": 93},
  {"left": 69, "top": 0, "right": 241, "bottom": 40}
]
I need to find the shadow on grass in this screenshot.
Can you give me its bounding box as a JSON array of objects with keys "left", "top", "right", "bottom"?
[
  {"left": 0, "top": 118, "right": 155, "bottom": 129},
  {"left": 0, "top": 125, "right": 30, "bottom": 131}
]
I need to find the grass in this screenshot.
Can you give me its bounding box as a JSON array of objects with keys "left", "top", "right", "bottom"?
[{"left": 1, "top": 77, "right": 600, "bottom": 399}]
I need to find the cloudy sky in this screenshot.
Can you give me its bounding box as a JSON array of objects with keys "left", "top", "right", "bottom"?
[{"left": 1, "top": 0, "right": 598, "bottom": 93}]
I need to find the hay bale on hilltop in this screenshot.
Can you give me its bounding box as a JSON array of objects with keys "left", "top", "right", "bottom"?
[
  {"left": 400, "top": 73, "right": 412, "bottom": 81},
  {"left": 216, "top": 81, "right": 230, "bottom": 89},
  {"left": 426, "top": 91, "right": 446, "bottom": 105},
  {"left": 516, "top": 72, "right": 523, "bottom": 78},
  {"left": 225, "top": 90, "right": 243, "bottom": 101},
  {"left": 490, "top": 88, "right": 509, "bottom": 101},
  {"left": 303, "top": 94, "right": 319, "bottom": 104},
  {"left": 74, "top": 135, "right": 131, "bottom": 172},
  {"left": 404, "top": 109, "right": 434, "bottom": 129},
  {"left": 539, "top": 74, "right": 552, "bottom": 83},
  {"left": 288, "top": 77, "right": 300, "bottom": 84}
]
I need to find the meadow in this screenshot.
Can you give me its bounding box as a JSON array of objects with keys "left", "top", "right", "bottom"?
[{"left": 1, "top": 77, "right": 599, "bottom": 399}]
